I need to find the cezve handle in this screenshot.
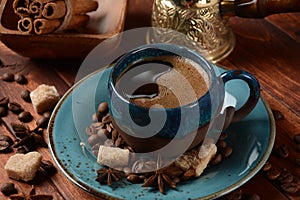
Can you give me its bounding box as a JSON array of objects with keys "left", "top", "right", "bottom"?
[{"left": 220, "top": 0, "right": 300, "bottom": 18}]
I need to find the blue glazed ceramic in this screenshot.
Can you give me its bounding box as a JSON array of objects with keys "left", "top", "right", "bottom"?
[
  {"left": 107, "top": 43, "right": 260, "bottom": 152},
  {"left": 48, "top": 64, "right": 275, "bottom": 200}
]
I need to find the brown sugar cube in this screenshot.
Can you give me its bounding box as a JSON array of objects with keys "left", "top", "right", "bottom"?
[
  {"left": 175, "top": 143, "right": 217, "bottom": 177},
  {"left": 4, "top": 151, "right": 42, "bottom": 181},
  {"left": 30, "top": 84, "right": 60, "bottom": 113},
  {"left": 97, "top": 145, "right": 129, "bottom": 168}
]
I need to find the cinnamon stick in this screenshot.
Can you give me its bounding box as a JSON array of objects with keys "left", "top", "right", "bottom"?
[
  {"left": 71, "top": 0, "right": 98, "bottom": 14},
  {"left": 64, "top": 14, "right": 89, "bottom": 30},
  {"left": 17, "top": 17, "right": 33, "bottom": 33},
  {"left": 42, "top": 1, "right": 67, "bottom": 19},
  {"left": 14, "top": 0, "right": 97, "bottom": 34},
  {"left": 54, "top": 0, "right": 98, "bottom": 32},
  {"left": 13, "top": 0, "right": 31, "bottom": 17},
  {"left": 29, "top": 0, "right": 43, "bottom": 18},
  {"left": 33, "top": 18, "right": 61, "bottom": 34}
]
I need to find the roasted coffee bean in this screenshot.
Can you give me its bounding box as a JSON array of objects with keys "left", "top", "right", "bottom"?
[
  {"left": 2, "top": 72, "right": 14, "bottom": 82},
  {"left": 0, "top": 97, "right": 9, "bottom": 107},
  {"left": 278, "top": 170, "right": 293, "bottom": 184},
  {"left": 216, "top": 140, "right": 227, "bottom": 148},
  {"left": 281, "top": 183, "right": 299, "bottom": 194},
  {"left": 0, "top": 141, "right": 11, "bottom": 152},
  {"left": 43, "top": 111, "right": 51, "bottom": 119},
  {"left": 36, "top": 116, "right": 49, "bottom": 128},
  {"left": 91, "top": 145, "right": 99, "bottom": 155},
  {"left": 220, "top": 146, "right": 233, "bottom": 158},
  {"left": 88, "top": 134, "right": 102, "bottom": 146},
  {"left": 138, "top": 175, "right": 146, "bottom": 180},
  {"left": 294, "top": 133, "right": 300, "bottom": 144},
  {"left": 276, "top": 144, "right": 289, "bottom": 158},
  {"left": 104, "top": 128, "right": 112, "bottom": 139},
  {"left": 225, "top": 189, "right": 243, "bottom": 200},
  {"left": 109, "top": 123, "right": 114, "bottom": 129},
  {"left": 8, "top": 102, "right": 23, "bottom": 114},
  {"left": 0, "top": 107, "right": 7, "bottom": 117},
  {"left": 33, "top": 127, "right": 44, "bottom": 135},
  {"left": 86, "top": 122, "right": 104, "bottom": 136},
  {"left": 11, "top": 122, "right": 29, "bottom": 133},
  {"left": 102, "top": 115, "right": 112, "bottom": 124},
  {"left": 295, "top": 158, "right": 300, "bottom": 166},
  {"left": 106, "top": 123, "right": 113, "bottom": 133},
  {"left": 272, "top": 110, "right": 284, "bottom": 120},
  {"left": 262, "top": 162, "right": 272, "bottom": 171},
  {"left": 18, "top": 111, "right": 33, "bottom": 123},
  {"left": 41, "top": 160, "right": 56, "bottom": 174},
  {"left": 219, "top": 132, "right": 228, "bottom": 140},
  {"left": 266, "top": 169, "right": 281, "bottom": 180},
  {"left": 32, "top": 133, "right": 48, "bottom": 147},
  {"left": 1, "top": 182, "right": 17, "bottom": 196},
  {"left": 210, "top": 153, "right": 222, "bottom": 165},
  {"left": 14, "top": 74, "right": 27, "bottom": 84},
  {"left": 115, "top": 136, "right": 123, "bottom": 147},
  {"left": 127, "top": 174, "right": 143, "bottom": 183},
  {"left": 99, "top": 113, "right": 106, "bottom": 122},
  {"left": 112, "top": 129, "right": 118, "bottom": 142},
  {"left": 0, "top": 135, "right": 13, "bottom": 145},
  {"left": 243, "top": 194, "right": 260, "bottom": 200},
  {"left": 97, "top": 129, "right": 108, "bottom": 141},
  {"left": 86, "top": 126, "right": 95, "bottom": 136},
  {"left": 21, "top": 90, "right": 31, "bottom": 102},
  {"left": 98, "top": 102, "right": 109, "bottom": 114}
]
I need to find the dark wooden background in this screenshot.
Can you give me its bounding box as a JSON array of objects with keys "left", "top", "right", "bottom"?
[{"left": 0, "top": 0, "right": 300, "bottom": 199}]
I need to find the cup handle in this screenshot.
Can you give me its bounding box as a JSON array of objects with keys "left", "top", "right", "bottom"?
[{"left": 220, "top": 69, "right": 260, "bottom": 123}]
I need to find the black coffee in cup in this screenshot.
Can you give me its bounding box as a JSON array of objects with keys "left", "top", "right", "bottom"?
[{"left": 115, "top": 55, "right": 209, "bottom": 108}]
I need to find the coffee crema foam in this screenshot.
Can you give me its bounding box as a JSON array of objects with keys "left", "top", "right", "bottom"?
[{"left": 129, "top": 56, "right": 209, "bottom": 108}]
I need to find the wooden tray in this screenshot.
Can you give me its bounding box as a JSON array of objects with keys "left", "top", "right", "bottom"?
[{"left": 0, "top": 0, "right": 127, "bottom": 60}]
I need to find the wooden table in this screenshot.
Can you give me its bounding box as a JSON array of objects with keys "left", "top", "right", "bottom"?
[{"left": 0, "top": 0, "right": 300, "bottom": 199}]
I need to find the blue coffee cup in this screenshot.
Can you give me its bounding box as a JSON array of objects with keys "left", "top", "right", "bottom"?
[{"left": 107, "top": 43, "right": 260, "bottom": 153}]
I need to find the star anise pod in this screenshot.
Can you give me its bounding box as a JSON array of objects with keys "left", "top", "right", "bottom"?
[
  {"left": 142, "top": 155, "right": 179, "bottom": 194},
  {"left": 96, "top": 168, "right": 126, "bottom": 186},
  {"left": 11, "top": 122, "right": 30, "bottom": 138},
  {"left": 9, "top": 185, "right": 53, "bottom": 200},
  {"left": 142, "top": 167, "right": 177, "bottom": 194},
  {"left": 12, "top": 132, "right": 47, "bottom": 151},
  {"left": 10, "top": 122, "right": 48, "bottom": 151}
]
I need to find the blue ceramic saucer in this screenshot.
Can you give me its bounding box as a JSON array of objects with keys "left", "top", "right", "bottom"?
[{"left": 48, "top": 64, "right": 275, "bottom": 200}]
